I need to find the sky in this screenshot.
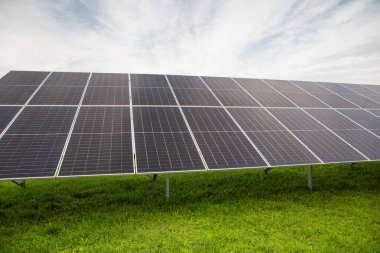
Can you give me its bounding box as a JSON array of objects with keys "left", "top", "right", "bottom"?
[{"left": 0, "top": 0, "right": 379, "bottom": 84}]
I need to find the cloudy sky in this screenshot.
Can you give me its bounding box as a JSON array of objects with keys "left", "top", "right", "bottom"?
[{"left": 0, "top": 0, "right": 379, "bottom": 84}]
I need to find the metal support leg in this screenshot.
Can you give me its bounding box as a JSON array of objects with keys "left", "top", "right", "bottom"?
[
  {"left": 308, "top": 165, "right": 313, "bottom": 191},
  {"left": 264, "top": 167, "right": 272, "bottom": 175},
  {"left": 166, "top": 175, "right": 170, "bottom": 202},
  {"left": 11, "top": 180, "right": 26, "bottom": 189},
  {"left": 146, "top": 174, "right": 158, "bottom": 181}
]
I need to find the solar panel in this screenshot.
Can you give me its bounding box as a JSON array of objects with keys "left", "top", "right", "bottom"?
[
  {"left": 6, "top": 107, "right": 76, "bottom": 135},
  {"left": 269, "top": 108, "right": 366, "bottom": 163},
  {"left": 83, "top": 87, "right": 129, "bottom": 105},
  {"left": 0, "top": 86, "right": 37, "bottom": 105},
  {"left": 228, "top": 108, "right": 320, "bottom": 165},
  {"left": 0, "top": 71, "right": 49, "bottom": 86},
  {"left": 43, "top": 72, "right": 90, "bottom": 86},
  {"left": 89, "top": 73, "right": 129, "bottom": 86},
  {"left": 134, "top": 107, "right": 204, "bottom": 172},
  {"left": 30, "top": 86, "right": 85, "bottom": 105},
  {"left": 365, "top": 85, "right": 380, "bottom": 93},
  {"left": 183, "top": 107, "right": 267, "bottom": 169},
  {"left": 131, "top": 74, "right": 169, "bottom": 88},
  {"left": 59, "top": 107, "right": 133, "bottom": 176},
  {"left": 0, "top": 107, "right": 20, "bottom": 132},
  {"left": 0, "top": 70, "right": 379, "bottom": 181}
]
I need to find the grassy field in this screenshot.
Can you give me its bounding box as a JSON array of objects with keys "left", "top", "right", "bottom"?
[{"left": 0, "top": 162, "right": 379, "bottom": 252}]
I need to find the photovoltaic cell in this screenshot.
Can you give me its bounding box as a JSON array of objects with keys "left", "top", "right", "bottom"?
[
  {"left": 173, "top": 88, "right": 220, "bottom": 106},
  {"left": 228, "top": 108, "right": 319, "bottom": 165},
  {"left": 211, "top": 89, "right": 260, "bottom": 106},
  {"left": 0, "top": 71, "right": 49, "bottom": 86},
  {"left": 365, "top": 85, "right": 380, "bottom": 93},
  {"left": 6, "top": 107, "right": 76, "bottom": 135},
  {"left": 0, "top": 107, "right": 20, "bottom": 132},
  {"left": 30, "top": 86, "right": 84, "bottom": 105},
  {"left": 134, "top": 107, "right": 204, "bottom": 172},
  {"left": 0, "top": 134, "right": 68, "bottom": 179},
  {"left": 183, "top": 107, "right": 239, "bottom": 132},
  {"left": 167, "top": 75, "right": 206, "bottom": 88},
  {"left": 201, "top": 76, "right": 242, "bottom": 90},
  {"left": 339, "top": 83, "right": 375, "bottom": 95},
  {"left": 337, "top": 109, "right": 380, "bottom": 130},
  {"left": 59, "top": 106, "right": 133, "bottom": 176},
  {"left": 305, "top": 109, "right": 362, "bottom": 130},
  {"left": 83, "top": 87, "right": 129, "bottom": 105},
  {"left": 279, "top": 92, "right": 328, "bottom": 108},
  {"left": 132, "top": 87, "right": 176, "bottom": 105},
  {"left": 369, "top": 110, "right": 380, "bottom": 117},
  {"left": 309, "top": 92, "right": 358, "bottom": 108},
  {"left": 317, "top": 82, "right": 356, "bottom": 94},
  {"left": 233, "top": 78, "right": 272, "bottom": 91},
  {"left": 89, "top": 73, "right": 129, "bottom": 86},
  {"left": 134, "top": 107, "right": 187, "bottom": 132},
  {"left": 44, "top": 72, "right": 89, "bottom": 86},
  {"left": 264, "top": 79, "right": 304, "bottom": 92},
  {"left": 246, "top": 90, "right": 296, "bottom": 107},
  {"left": 131, "top": 74, "right": 169, "bottom": 88},
  {"left": 73, "top": 107, "right": 131, "bottom": 134},
  {"left": 0, "top": 86, "right": 37, "bottom": 105},
  {"left": 291, "top": 80, "right": 330, "bottom": 93},
  {"left": 268, "top": 108, "right": 366, "bottom": 162},
  {"left": 336, "top": 93, "right": 379, "bottom": 108}
]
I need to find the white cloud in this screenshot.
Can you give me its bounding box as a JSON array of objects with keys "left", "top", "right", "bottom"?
[{"left": 0, "top": 0, "right": 379, "bottom": 84}]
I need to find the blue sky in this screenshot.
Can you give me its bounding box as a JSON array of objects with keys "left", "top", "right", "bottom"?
[{"left": 0, "top": 0, "right": 379, "bottom": 84}]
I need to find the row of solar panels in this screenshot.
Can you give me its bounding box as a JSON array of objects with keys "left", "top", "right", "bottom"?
[{"left": 0, "top": 71, "right": 379, "bottom": 180}]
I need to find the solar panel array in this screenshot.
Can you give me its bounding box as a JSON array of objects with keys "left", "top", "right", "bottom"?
[{"left": 0, "top": 70, "right": 379, "bottom": 180}]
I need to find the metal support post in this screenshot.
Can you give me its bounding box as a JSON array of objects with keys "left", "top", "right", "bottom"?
[
  {"left": 308, "top": 165, "right": 313, "bottom": 191},
  {"left": 264, "top": 167, "right": 272, "bottom": 175},
  {"left": 11, "top": 180, "right": 26, "bottom": 189},
  {"left": 166, "top": 175, "right": 170, "bottom": 202}
]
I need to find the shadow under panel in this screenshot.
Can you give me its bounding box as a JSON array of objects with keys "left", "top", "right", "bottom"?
[
  {"left": 0, "top": 71, "right": 49, "bottom": 86},
  {"left": 30, "top": 86, "right": 84, "bottom": 105},
  {"left": 59, "top": 133, "right": 134, "bottom": 176},
  {"left": 132, "top": 88, "right": 176, "bottom": 105},
  {"left": 83, "top": 86, "right": 129, "bottom": 105},
  {"left": 135, "top": 132, "right": 204, "bottom": 173},
  {"left": 0, "top": 134, "right": 67, "bottom": 179},
  {"left": 0, "top": 106, "right": 20, "bottom": 132},
  {"left": 0, "top": 86, "right": 37, "bottom": 105}
]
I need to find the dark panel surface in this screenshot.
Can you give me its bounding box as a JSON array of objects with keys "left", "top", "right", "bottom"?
[
  {"left": 0, "top": 134, "right": 67, "bottom": 179},
  {"left": 0, "top": 71, "right": 49, "bottom": 86},
  {"left": 317, "top": 82, "right": 356, "bottom": 94},
  {"left": 7, "top": 107, "right": 76, "bottom": 134},
  {"left": 0, "top": 86, "right": 37, "bottom": 105},
  {"left": 194, "top": 131, "right": 266, "bottom": 169},
  {"left": 173, "top": 88, "right": 220, "bottom": 106},
  {"left": 134, "top": 107, "right": 187, "bottom": 133},
  {"left": 83, "top": 86, "right": 129, "bottom": 105},
  {"left": 167, "top": 75, "right": 206, "bottom": 88},
  {"left": 310, "top": 92, "right": 358, "bottom": 108},
  {"left": 338, "top": 109, "right": 380, "bottom": 130},
  {"left": 305, "top": 109, "right": 362, "bottom": 130},
  {"left": 89, "top": 73, "right": 129, "bottom": 86},
  {"left": 59, "top": 133, "right": 134, "bottom": 175},
  {"left": 339, "top": 83, "right": 375, "bottom": 95},
  {"left": 247, "top": 90, "right": 296, "bottom": 107},
  {"left": 365, "top": 85, "right": 380, "bottom": 93},
  {"left": 202, "top": 76, "right": 242, "bottom": 90},
  {"left": 132, "top": 88, "right": 176, "bottom": 105},
  {"left": 291, "top": 80, "right": 330, "bottom": 93},
  {"left": 135, "top": 132, "right": 204, "bottom": 172},
  {"left": 183, "top": 107, "right": 239, "bottom": 132},
  {"left": 212, "top": 89, "right": 260, "bottom": 106},
  {"left": 269, "top": 108, "right": 326, "bottom": 130},
  {"left": 0, "top": 107, "right": 20, "bottom": 132},
  {"left": 264, "top": 79, "right": 303, "bottom": 92},
  {"left": 30, "top": 86, "right": 84, "bottom": 105},
  {"left": 292, "top": 130, "right": 366, "bottom": 163},
  {"left": 44, "top": 72, "right": 89, "bottom": 86},
  {"left": 369, "top": 110, "right": 380, "bottom": 117},
  {"left": 333, "top": 130, "right": 380, "bottom": 160},
  {"left": 228, "top": 108, "right": 284, "bottom": 131},
  {"left": 336, "top": 93, "right": 379, "bottom": 108},
  {"left": 74, "top": 107, "right": 130, "bottom": 134},
  {"left": 279, "top": 92, "right": 328, "bottom": 108},
  {"left": 131, "top": 74, "right": 169, "bottom": 88},
  {"left": 233, "top": 78, "right": 272, "bottom": 91},
  {"left": 246, "top": 131, "right": 319, "bottom": 165}
]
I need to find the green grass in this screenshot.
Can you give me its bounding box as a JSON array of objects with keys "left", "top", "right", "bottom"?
[{"left": 0, "top": 162, "right": 379, "bottom": 252}]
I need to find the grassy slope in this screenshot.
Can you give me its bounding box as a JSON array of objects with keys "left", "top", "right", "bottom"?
[{"left": 0, "top": 162, "right": 379, "bottom": 252}]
